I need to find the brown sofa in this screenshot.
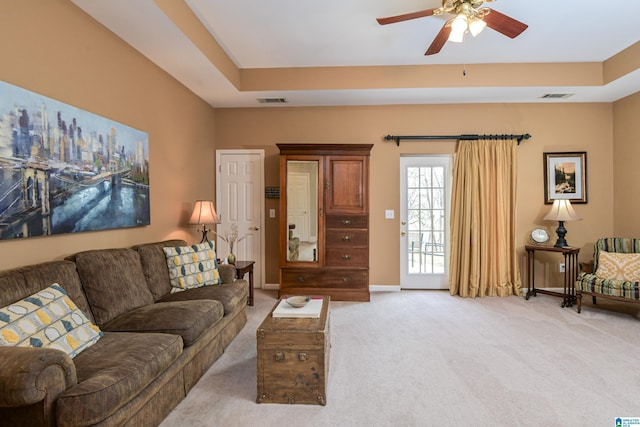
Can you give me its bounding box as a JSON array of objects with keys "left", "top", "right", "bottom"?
[{"left": 0, "top": 240, "right": 248, "bottom": 427}]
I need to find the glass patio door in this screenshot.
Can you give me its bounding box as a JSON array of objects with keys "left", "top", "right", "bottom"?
[{"left": 400, "top": 155, "right": 452, "bottom": 289}]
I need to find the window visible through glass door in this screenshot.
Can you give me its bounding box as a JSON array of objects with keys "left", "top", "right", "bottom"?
[{"left": 400, "top": 155, "right": 452, "bottom": 289}]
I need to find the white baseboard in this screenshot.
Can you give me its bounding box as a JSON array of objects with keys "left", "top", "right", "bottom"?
[
  {"left": 369, "top": 284, "right": 401, "bottom": 292},
  {"left": 262, "top": 284, "right": 565, "bottom": 295}
]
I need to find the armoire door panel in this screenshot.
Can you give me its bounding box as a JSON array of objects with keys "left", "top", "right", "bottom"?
[{"left": 325, "top": 156, "right": 368, "bottom": 214}]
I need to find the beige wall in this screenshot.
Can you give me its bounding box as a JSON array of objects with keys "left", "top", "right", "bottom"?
[
  {"left": 0, "top": 1, "right": 215, "bottom": 270},
  {"left": 0, "top": 2, "right": 631, "bottom": 291},
  {"left": 613, "top": 91, "right": 640, "bottom": 236},
  {"left": 215, "top": 103, "right": 615, "bottom": 286}
]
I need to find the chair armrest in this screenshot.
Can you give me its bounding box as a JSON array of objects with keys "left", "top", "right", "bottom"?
[
  {"left": 218, "top": 264, "right": 237, "bottom": 284},
  {"left": 579, "top": 261, "right": 594, "bottom": 274},
  {"left": 0, "top": 347, "right": 77, "bottom": 407}
]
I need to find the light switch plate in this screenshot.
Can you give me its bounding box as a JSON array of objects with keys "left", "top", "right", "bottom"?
[
  {"left": 269, "top": 209, "right": 276, "bottom": 218},
  {"left": 385, "top": 210, "right": 395, "bottom": 219}
]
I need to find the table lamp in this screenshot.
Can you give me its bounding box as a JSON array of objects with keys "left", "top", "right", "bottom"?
[
  {"left": 543, "top": 199, "right": 582, "bottom": 247},
  {"left": 188, "top": 200, "right": 220, "bottom": 243}
]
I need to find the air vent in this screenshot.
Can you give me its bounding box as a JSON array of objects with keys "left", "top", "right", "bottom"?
[
  {"left": 540, "top": 93, "right": 574, "bottom": 99},
  {"left": 257, "top": 98, "right": 287, "bottom": 104}
]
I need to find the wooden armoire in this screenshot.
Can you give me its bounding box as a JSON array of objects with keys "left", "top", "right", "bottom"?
[{"left": 277, "top": 143, "right": 373, "bottom": 302}]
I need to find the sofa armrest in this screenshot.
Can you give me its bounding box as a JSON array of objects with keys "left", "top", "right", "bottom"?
[
  {"left": 0, "top": 347, "right": 77, "bottom": 407},
  {"left": 218, "top": 264, "right": 237, "bottom": 284}
]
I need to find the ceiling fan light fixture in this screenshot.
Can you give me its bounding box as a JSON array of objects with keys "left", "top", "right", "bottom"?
[
  {"left": 469, "top": 17, "right": 487, "bottom": 36},
  {"left": 448, "top": 14, "right": 468, "bottom": 43}
]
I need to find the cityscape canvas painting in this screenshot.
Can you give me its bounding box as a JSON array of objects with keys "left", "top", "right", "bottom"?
[{"left": 0, "top": 80, "right": 150, "bottom": 240}]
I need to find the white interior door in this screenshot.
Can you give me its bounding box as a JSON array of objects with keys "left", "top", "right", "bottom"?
[
  {"left": 400, "top": 155, "right": 452, "bottom": 289},
  {"left": 216, "top": 150, "right": 264, "bottom": 288}
]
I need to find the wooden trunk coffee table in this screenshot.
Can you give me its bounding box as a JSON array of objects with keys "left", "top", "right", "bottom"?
[{"left": 256, "top": 296, "right": 330, "bottom": 405}]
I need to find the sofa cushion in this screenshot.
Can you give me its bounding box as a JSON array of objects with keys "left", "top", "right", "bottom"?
[
  {"left": 102, "top": 300, "right": 224, "bottom": 347},
  {"left": 133, "top": 240, "right": 187, "bottom": 301},
  {"left": 576, "top": 272, "right": 640, "bottom": 300},
  {"left": 17, "top": 261, "right": 94, "bottom": 322},
  {"left": 0, "top": 270, "right": 30, "bottom": 308},
  {"left": 72, "top": 249, "right": 154, "bottom": 326},
  {"left": 0, "top": 284, "right": 102, "bottom": 358},
  {"left": 157, "top": 281, "right": 247, "bottom": 315},
  {"left": 595, "top": 252, "right": 640, "bottom": 282},
  {"left": 56, "top": 331, "right": 183, "bottom": 426},
  {"left": 163, "top": 242, "right": 221, "bottom": 293}
]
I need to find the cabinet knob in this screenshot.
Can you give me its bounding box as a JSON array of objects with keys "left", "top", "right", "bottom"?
[
  {"left": 298, "top": 352, "right": 308, "bottom": 361},
  {"left": 341, "top": 254, "right": 351, "bottom": 260},
  {"left": 341, "top": 219, "right": 352, "bottom": 225},
  {"left": 342, "top": 235, "right": 352, "bottom": 241},
  {"left": 342, "top": 276, "right": 350, "bottom": 282},
  {"left": 297, "top": 276, "right": 306, "bottom": 282},
  {"left": 275, "top": 352, "right": 284, "bottom": 362}
]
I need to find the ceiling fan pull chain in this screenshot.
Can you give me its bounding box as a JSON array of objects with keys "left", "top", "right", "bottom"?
[{"left": 462, "top": 37, "right": 467, "bottom": 76}]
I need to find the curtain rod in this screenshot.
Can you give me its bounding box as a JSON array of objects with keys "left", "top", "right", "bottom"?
[{"left": 383, "top": 133, "right": 532, "bottom": 146}]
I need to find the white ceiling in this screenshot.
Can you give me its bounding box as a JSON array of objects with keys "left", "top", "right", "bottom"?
[{"left": 71, "top": 0, "right": 640, "bottom": 108}]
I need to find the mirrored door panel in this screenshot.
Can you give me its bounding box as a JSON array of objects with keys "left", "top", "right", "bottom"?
[{"left": 286, "top": 160, "right": 319, "bottom": 262}]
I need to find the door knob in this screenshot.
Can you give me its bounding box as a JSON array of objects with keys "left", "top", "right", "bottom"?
[{"left": 251, "top": 226, "right": 260, "bottom": 230}]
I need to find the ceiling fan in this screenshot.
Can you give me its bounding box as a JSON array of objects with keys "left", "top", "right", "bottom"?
[{"left": 376, "top": 0, "right": 528, "bottom": 55}]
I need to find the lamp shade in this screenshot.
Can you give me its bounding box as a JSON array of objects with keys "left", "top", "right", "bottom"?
[
  {"left": 543, "top": 199, "right": 582, "bottom": 222},
  {"left": 188, "top": 200, "right": 220, "bottom": 225}
]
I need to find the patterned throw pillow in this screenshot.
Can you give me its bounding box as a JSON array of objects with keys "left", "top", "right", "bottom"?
[
  {"left": 164, "top": 241, "right": 221, "bottom": 293},
  {"left": 595, "top": 252, "right": 640, "bottom": 282},
  {"left": 0, "top": 284, "right": 103, "bottom": 358}
]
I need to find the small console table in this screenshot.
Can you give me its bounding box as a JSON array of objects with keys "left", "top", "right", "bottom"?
[
  {"left": 234, "top": 261, "right": 255, "bottom": 306},
  {"left": 525, "top": 245, "right": 580, "bottom": 307}
]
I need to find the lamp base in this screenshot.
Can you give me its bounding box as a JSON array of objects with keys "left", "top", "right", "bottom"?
[
  {"left": 198, "top": 224, "right": 211, "bottom": 243},
  {"left": 553, "top": 220, "right": 568, "bottom": 247}
]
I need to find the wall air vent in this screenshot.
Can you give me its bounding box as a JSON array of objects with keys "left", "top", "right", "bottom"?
[
  {"left": 540, "top": 93, "right": 574, "bottom": 99},
  {"left": 257, "top": 98, "right": 287, "bottom": 104}
]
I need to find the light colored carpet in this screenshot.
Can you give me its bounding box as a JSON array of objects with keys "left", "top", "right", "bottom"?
[{"left": 160, "top": 289, "right": 640, "bottom": 427}]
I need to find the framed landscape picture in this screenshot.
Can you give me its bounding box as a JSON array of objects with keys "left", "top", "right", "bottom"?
[{"left": 543, "top": 152, "right": 587, "bottom": 204}]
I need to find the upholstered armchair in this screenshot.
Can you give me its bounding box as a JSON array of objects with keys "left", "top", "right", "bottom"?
[{"left": 575, "top": 237, "right": 640, "bottom": 313}]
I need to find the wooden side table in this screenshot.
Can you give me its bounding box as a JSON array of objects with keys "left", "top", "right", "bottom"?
[
  {"left": 525, "top": 245, "right": 580, "bottom": 307},
  {"left": 234, "top": 261, "right": 255, "bottom": 306}
]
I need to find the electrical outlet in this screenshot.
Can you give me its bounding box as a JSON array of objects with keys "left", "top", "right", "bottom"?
[{"left": 559, "top": 263, "right": 565, "bottom": 273}]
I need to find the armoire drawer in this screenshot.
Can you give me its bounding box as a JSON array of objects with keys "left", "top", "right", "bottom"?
[
  {"left": 325, "top": 229, "right": 368, "bottom": 247},
  {"left": 325, "top": 215, "right": 368, "bottom": 229},
  {"left": 325, "top": 247, "right": 368, "bottom": 267},
  {"left": 281, "top": 269, "right": 368, "bottom": 289}
]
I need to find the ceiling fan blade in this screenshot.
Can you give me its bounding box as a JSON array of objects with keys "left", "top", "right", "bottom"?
[
  {"left": 377, "top": 8, "right": 437, "bottom": 25},
  {"left": 425, "top": 21, "right": 452, "bottom": 55},
  {"left": 482, "top": 8, "right": 528, "bottom": 38}
]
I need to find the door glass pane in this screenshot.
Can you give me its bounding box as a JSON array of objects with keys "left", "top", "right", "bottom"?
[{"left": 406, "top": 165, "right": 446, "bottom": 274}]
